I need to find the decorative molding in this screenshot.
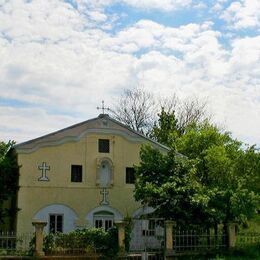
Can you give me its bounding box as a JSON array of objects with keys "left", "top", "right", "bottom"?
[
  {"left": 100, "top": 188, "right": 109, "bottom": 205},
  {"left": 86, "top": 205, "right": 123, "bottom": 227},
  {"left": 16, "top": 128, "right": 169, "bottom": 154},
  {"left": 38, "top": 162, "right": 50, "bottom": 181}
]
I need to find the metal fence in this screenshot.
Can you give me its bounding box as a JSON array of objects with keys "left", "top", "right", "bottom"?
[
  {"left": 0, "top": 231, "right": 33, "bottom": 255},
  {"left": 236, "top": 232, "right": 260, "bottom": 246},
  {"left": 173, "top": 229, "right": 227, "bottom": 252}
]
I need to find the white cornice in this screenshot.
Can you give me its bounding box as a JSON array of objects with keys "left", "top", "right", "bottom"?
[{"left": 16, "top": 128, "right": 169, "bottom": 154}]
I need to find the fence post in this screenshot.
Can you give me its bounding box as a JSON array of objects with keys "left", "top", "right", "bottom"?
[
  {"left": 115, "top": 220, "right": 126, "bottom": 254},
  {"left": 227, "top": 223, "right": 237, "bottom": 249},
  {"left": 32, "top": 220, "right": 47, "bottom": 256},
  {"left": 165, "top": 220, "right": 175, "bottom": 258}
]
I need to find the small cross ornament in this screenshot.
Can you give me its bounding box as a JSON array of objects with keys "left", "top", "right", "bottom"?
[
  {"left": 38, "top": 162, "right": 50, "bottom": 181},
  {"left": 100, "top": 188, "right": 109, "bottom": 205},
  {"left": 97, "top": 100, "right": 110, "bottom": 114}
]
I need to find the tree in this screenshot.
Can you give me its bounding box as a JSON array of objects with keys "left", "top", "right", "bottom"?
[
  {"left": 176, "top": 122, "right": 259, "bottom": 225},
  {"left": 134, "top": 112, "right": 260, "bottom": 228},
  {"left": 177, "top": 98, "right": 209, "bottom": 134},
  {"left": 0, "top": 140, "right": 19, "bottom": 229},
  {"left": 134, "top": 145, "right": 205, "bottom": 226},
  {"left": 110, "top": 87, "right": 156, "bottom": 135},
  {"left": 111, "top": 87, "right": 210, "bottom": 136},
  {"left": 150, "top": 108, "right": 180, "bottom": 148}
]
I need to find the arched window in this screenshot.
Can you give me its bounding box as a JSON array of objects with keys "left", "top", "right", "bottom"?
[
  {"left": 86, "top": 205, "right": 123, "bottom": 231},
  {"left": 33, "top": 204, "right": 78, "bottom": 233},
  {"left": 93, "top": 210, "right": 114, "bottom": 231}
]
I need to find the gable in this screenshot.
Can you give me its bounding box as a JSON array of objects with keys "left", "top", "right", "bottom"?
[{"left": 15, "top": 114, "right": 169, "bottom": 154}]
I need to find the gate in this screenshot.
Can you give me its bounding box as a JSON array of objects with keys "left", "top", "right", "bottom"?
[{"left": 129, "top": 218, "right": 165, "bottom": 253}]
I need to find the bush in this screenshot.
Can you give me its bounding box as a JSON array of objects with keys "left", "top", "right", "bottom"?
[{"left": 37, "top": 227, "right": 119, "bottom": 257}]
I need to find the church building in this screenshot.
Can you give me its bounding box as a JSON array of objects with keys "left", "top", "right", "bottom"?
[{"left": 14, "top": 114, "right": 168, "bottom": 237}]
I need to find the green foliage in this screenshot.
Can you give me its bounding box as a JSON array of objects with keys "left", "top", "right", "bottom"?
[
  {"left": 35, "top": 227, "right": 119, "bottom": 257},
  {"left": 224, "top": 243, "right": 260, "bottom": 259},
  {"left": 240, "top": 214, "right": 260, "bottom": 233},
  {"left": 136, "top": 110, "right": 260, "bottom": 228},
  {"left": 151, "top": 108, "right": 180, "bottom": 147},
  {"left": 0, "top": 140, "right": 19, "bottom": 227},
  {"left": 166, "top": 243, "right": 260, "bottom": 259},
  {"left": 134, "top": 145, "right": 205, "bottom": 226},
  {"left": 123, "top": 215, "right": 133, "bottom": 252},
  {"left": 176, "top": 122, "right": 259, "bottom": 225}
]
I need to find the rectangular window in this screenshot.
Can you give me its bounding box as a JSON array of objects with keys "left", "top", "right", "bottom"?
[
  {"left": 142, "top": 220, "right": 155, "bottom": 236},
  {"left": 94, "top": 218, "right": 113, "bottom": 231},
  {"left": 49, "top": 214, "right": 63, "bottom": 233},
  {"left": 126, "top": 167, "right": 135, "bottom": 184},
  {"left": 98, "top": 139, "right": 110, "bottom": 153},
  {"left": 95, "top": 219, "right": 103, "bottom": 229},
  {"left": 71, "top": 165, "right": 83, "bottom": 182}
]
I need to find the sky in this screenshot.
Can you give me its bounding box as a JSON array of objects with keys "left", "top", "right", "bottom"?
[{"left": 0, "top": 0, "right": 259, "bottom": 146}]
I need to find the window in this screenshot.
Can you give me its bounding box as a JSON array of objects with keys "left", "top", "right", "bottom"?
[
  {"left": 95, "top": 218, "right": 113, "bottom": 231},
  {"left": 142, "top": 220, "right": 155, "bottom": 236},
  {"left": 94, "top": 211, "right": 114, "bottom": 231},
  {"left": 71, "top": 165, "right": 82, "bottom": 182},
  {"left": 126, "top": 167, "right": 135, "bottom": 184},
  {"left": 49, "top": 214, "right": 63, "bottom": 233},
  {"left": 98, "top": 139, "right": 110, "bottom": 153}
]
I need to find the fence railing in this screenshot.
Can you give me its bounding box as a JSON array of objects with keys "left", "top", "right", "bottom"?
[
  {"left": 0, "top": 231, "right": 33, "bottom": 255},
  {"left": 1, "top": 230, "right": 259, "bottom": 256},
  {"left": 173, "top": 229, "right": 227, "bottom": 252},
  {"left": 236, "top": 232, "right": 260, "bottom": 246}
]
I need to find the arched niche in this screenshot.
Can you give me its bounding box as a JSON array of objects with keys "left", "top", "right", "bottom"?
[{"left": 96, "top": 157, "right": 114, "bottom": 187}]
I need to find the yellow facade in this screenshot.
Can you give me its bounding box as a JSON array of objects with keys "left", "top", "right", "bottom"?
[{"left": 15, "top": 115, "right": 168, "bottom": 234}]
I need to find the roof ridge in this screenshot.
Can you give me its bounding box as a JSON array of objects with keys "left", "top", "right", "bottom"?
[
  {"left": 15, "top": 116, "right": 98, "bottom": 148},
  {"left": 15, "top": 114, "right": 170, "bottom": 151}
]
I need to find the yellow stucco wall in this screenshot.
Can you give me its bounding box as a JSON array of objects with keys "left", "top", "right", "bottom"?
[{"left": 16, "top": 133, "right": 143, "bottom": 234}]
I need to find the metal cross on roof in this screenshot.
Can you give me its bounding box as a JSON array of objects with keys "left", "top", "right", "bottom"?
[{"left": 97, "top": 100, "right": 110, "bottom": 114}]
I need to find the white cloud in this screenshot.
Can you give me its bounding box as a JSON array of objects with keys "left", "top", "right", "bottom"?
[
  {"left": 0, "top": 0, "right": 260, "bottom": 146},
  {"left": 120, "top": 0, "right": 192, "bottom": 11},
  {"left": 221, "top": 0, "right": 260, "bottom": 29},
  {"left": 0, "top": 106, "right": 77, "bottom": 142},
  {"left": 74, "top": 0, "right": 192, "bottom": 12}
]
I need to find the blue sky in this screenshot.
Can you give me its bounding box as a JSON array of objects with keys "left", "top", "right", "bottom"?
[{"left": 0, "top": 0, "right": 259, "bottom": 145}]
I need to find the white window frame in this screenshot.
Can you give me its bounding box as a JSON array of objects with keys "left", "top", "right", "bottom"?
[{"left": 93, "top": 214, "right": 114, "bottom": 231}]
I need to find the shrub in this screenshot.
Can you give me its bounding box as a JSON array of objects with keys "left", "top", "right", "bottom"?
[{"left": 35, "top": 227, "right": 119, "bottom": 257}]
